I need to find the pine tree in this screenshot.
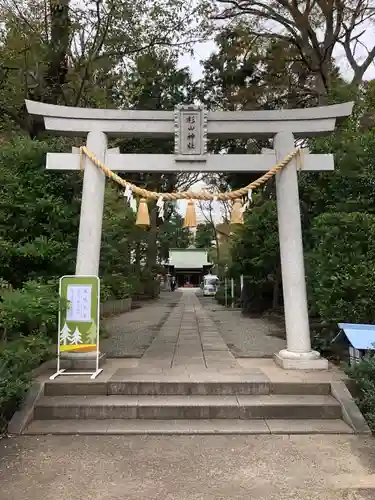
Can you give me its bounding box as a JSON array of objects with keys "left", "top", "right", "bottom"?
[
  {"left": 71, "top": 327, "right": 83, "bottom": 345},
  {"left": 86, "top": 321, "right": 97, "bottom": 344},
  {"left": 59, "top": 322, "right": 72, "bottom": 345}
]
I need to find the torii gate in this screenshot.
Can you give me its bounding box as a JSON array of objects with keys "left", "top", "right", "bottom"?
[{"left": 26, "top": 100, "right": 353, "bottom": 370}]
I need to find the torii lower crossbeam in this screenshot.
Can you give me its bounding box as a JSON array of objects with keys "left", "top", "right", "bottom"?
[{"left": 47, "top": 152, "right": 334, "bottom": 172}]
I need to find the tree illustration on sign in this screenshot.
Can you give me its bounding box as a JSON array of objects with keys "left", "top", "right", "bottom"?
[
  {"left": 86, "top": 321, "right": 97, "bottom": 344},
  {"left": 71, "top": 327, "right": 83, "bottom": 344},
  {"left": 59, "top": 323, "right": 72, "bottom": 345}
]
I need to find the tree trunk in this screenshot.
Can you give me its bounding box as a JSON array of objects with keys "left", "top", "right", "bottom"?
[
  {"left": 45, "top": 0, "right": 70, "bottom": 104},
  {"left": 26, "top": 0, "right": 70, "bottom": 137},
  {"left": 214, "top": 229, "right": 220, "bottom": 264},
  {"left": 135, "top": 242, "right": 141, "bottom": 275}
]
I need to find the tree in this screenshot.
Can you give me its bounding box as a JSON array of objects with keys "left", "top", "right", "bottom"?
[
  {"left": 230, "top": 201, "right": 280, "bottom": 313},
  {"left": 0, "top": 0, "right": 211, "bottom": 136},
  {"left": 215, "top": 0, "right": 375, "bottom": 99},
  {"left": 157, "top": 212, "right": 191, "bottom": 262},
  {"left": 197, "top": 28, "right": 317, "bottom": 198},
  {"left": 228, "top": 84, "right": 375, "bottom": 318},
  {"left": 0, "top": 136, "right": 81, "bottom": 287},
  {"left": 59, "top": 322, "right": 72, "bottom": 345},
  {"left": 0, "top": 0, "right": 70, "bottom": 135},
  {"left": 71, "top": 326, "right": 82, "bottom": 345},
  {"left": 307, "top": 212, "right": 375, "bottom": 327},
  {"left": 100, "top": 184, "right": 138, "bottom": 279},
  {"left": 195, "top": 222, "right": 214, "bottom": 249},
  {"left": 86, "top": 322, "right": 97, "bottom": 344},
  {"left": 197, "top": 16, "right": 375, "bottom": 318}
]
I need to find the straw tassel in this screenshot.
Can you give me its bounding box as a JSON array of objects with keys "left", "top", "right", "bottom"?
[
  {"left": 135, "top": 198, "right": 150, "bottom": 226},
  {"left": 230, "top": 198, "right": 244, "bottom": 225},
  {"left": 183, "top": 199, "right": 197, "bottom": 228}
]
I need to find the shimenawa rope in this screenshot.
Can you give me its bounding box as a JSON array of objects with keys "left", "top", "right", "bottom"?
[{"left": 79, "top": 146, "right": 301, "bottom": 202}]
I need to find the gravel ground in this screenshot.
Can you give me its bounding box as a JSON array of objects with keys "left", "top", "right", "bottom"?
[
  {"left": 0, "top": 434, "right": 374, "bottom": 500},
  {"left": 198, "top": 295, "right": 286, "bottom": 357},
  {"left": 101, "top": 292, "right": 182, "bottom": 357}
]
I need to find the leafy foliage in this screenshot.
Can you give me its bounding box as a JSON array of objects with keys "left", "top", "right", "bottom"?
[
  {"left": 0, "top": 0, "right": 211, "bottom": 135},
  {"left": 0, "top": 334, "right": 52, "bottom": 431},
  {"left": 0, "top": 137, "right": 81, "bottom": 287},
  {"left": 157, "top": 213, "right": 191, "bottom": 261},
  {"left": 100, "top": 185, "right": 138, "bottom": 279},
  {"left": 346, "top": 354, "right": 375, "bottom": 432},
  {"left": 228, "top": 86, "right": 375, "bottom": 319},
  {"left": 0, "top": 280, "right": 63, "bottom": 341},
  {"left": 307, "top": 212, "right": 375, "bottom": 326},
  {"left": 100, "top": 274, "right": 134, "bottom": 302},
  {"left": 215, "top": 278, "right": 242, "bottom": 307},
  {"left": 195, "top": 223, "right": 214, "bottom": 249},
  {"left": 230, "top": 201, "right": 279, "bottom": 312},
  {"left": 215, "top": 0, "right": 374, "bottom": 97}
]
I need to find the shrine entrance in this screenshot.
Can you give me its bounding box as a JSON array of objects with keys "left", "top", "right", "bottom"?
[
  {"left": 26, "top": 99, "right": 353, "bottom": 369},
  {"left": 177, "top": 272, "right": 201, "bottom": 288}
]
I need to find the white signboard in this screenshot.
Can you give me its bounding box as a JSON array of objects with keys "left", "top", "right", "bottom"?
[{"left": 66, "top": 284, "right": 92, "bottom": 322}]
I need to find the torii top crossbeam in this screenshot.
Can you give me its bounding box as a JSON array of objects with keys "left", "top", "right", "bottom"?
[{"left": 26, "top": 100, "right": 353, "bottom": 139}]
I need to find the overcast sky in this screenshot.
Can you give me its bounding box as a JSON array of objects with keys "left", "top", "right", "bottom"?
[{"left": 179, "top": 34, "right": 375, "bottom": 82}]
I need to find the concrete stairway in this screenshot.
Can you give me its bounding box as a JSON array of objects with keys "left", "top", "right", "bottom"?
[
  {"left": 25, "top": 377, "right": 353, "bottom": 435},
  {"left": 23, "top": 293, "right": 359, "bottom": 435}
]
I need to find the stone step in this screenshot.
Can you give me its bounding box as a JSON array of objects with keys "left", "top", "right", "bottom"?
[
  {"left": 43, "top": 380, "right": 331, "bottom": 397},
  {"left": 24, "top": 418, "right": 353, "bottom": 435},
  {"left": 34, "top": 395, "right": 341, "bottom": 420}
]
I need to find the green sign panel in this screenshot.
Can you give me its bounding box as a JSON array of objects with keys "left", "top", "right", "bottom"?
[{"left": 58, "top": 275, "right": 100, "bottom": 354}]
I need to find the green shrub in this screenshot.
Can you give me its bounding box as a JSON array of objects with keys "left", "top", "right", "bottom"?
[
  {"left": 100, "top": 274, "right": 134, "bottom": 301},
  {"left": 0, "top": 137, "right": 81, "bottom": 287},
  {"left": 125, "top": 276, "right": 145, "bottom": 296},
  {"left": 307, "top": 212, "right": 375, "bottom": 330},
  {"left": 100, "top": 281, "right": 113, "bottom": 302},
  {"left": 129, "top": 273, "right": 160, "bottom": 299},
  {"left": 0, "top": 335, "right": 52, "bottom": 431},
  {"left": 215, "top": 286, "right": 226, "bottom": 306},
  {"left": 141, "top": 277, "right": 160, "bottom": 299},
  {"left": 0, "top": 279, "right": 62, "bottom": 341},
  {"left": 345, "top": 353, "right": 375, "bottom": 432},
  {"left": 0, "top": 277, "right": 67, "bottom": 431},
  {"left": 118, "top": 280, "right": 133, "bottom": 299}
]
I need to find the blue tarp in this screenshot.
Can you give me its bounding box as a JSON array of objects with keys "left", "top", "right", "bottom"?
[{"left": 337, "top": 323, "right": 375, "bottom": 350}]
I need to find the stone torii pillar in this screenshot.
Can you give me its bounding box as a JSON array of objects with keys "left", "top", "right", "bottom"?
[
  {"left": 26, "top": 100, "right": 353, "bottom": 369},
  {"left": 71, "top": 144, "right": 119, "bottom": 276}
]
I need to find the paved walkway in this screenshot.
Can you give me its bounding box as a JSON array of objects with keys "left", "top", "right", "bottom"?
[
  {"left": 140, "top": 289, "right": 238, "bottom": 370},
  {"left": 103, "top": 289, "right": 285, "bottom": 360}
]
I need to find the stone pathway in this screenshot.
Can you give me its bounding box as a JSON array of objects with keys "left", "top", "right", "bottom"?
[
  {"left": 140, "top": 289, "right": 238, "bottom": 370},
  {"left": 103, "top": 289, "right": 285, "bottom": 360}
]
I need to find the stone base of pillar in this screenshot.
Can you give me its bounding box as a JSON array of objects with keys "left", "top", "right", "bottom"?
[
  {"left": 274, "top": 349, "right": 329, "bottom": 370},
  {"left": 60, "top": 352, "right": 106, "bottom": 371}
]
